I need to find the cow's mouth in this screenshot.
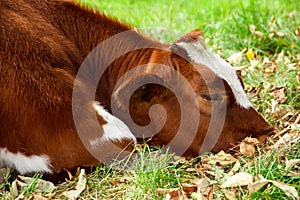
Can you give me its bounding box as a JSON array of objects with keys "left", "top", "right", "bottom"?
[{"left": 227, "top": 126, "right": 275, "bottom": 151}]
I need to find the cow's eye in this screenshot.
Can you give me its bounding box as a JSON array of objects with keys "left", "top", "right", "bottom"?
[{"left": 200, "top": 94, "right": 223, "bottom": 102}]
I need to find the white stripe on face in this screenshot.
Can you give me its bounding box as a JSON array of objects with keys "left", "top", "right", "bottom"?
[
  {"left": 176, "top": 41, "right": 252, "bottom": 109},
  {"left": 90, "top": 102, "right": 137, "bottom": 147},
  {"left": 0, "top": 148, "right": 52, "bottom": 174}
]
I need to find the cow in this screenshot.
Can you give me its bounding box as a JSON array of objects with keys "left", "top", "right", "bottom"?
[{"left": 0, "top": 0, "right": 273, "bottom": 180}]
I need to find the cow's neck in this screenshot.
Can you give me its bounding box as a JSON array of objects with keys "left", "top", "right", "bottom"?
[{"left": 33, "top": 1, "right": 168, "bottom": 107}]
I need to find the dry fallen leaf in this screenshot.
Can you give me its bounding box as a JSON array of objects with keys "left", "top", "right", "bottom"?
[
  {"left": 227, "top": 49, "right": 246, "bottom": 64},
  {"left": 222, "top": 189, "right": 237, "bottom": 200},
  {"left": 240, "top": 137, "right": 260, "bottom": 156},
  {"left": 228, "top": 160, "right": 241, "bottom": 175},
  {"left": 239, "top": 141, "right": 255, "bottom": 156},
  {"left": 11, "top": 175, "right": 57, "bottom": 199},
  {"left": 181, "top": 183, "right": 197, "bottom": 194},
  {"left": 248, "top": 176, "right": 269, "bottom": 194},
  {"left": 272, "top": 86, "right": 287, "bottom": 104},
  {"left": 0, "top": 167, "right": 11, "bottom": 183},
  {"left": 18, "top": 175, "right": 56, "bottom": 194},
  {"left": 209, "top": 151, "right": 237, "bottom": 167},
  {"left": 190, "top": 192, "right": 205, "bottom": 200},
  {"left": 284, "top": 159, "right": 300, "bottom": 177},
  {"left": 156, "top": 188, "right": 186, "bottom": 200},
  {"left": 249, "top": 59, "right": 260, "bottom": 69},
  {"left": 271, "top": 132, "right": 300, "bottom": 151},
  {"left": 271, "top": 181, "right": 299, "bottom": 199},
  {"left": 62, "top": 169, "right": 87, "bottom": 200},
  {"left": 248, "top": 174, "right": 299, "bottom": 199},
  {"left": 285, "top": 159, "right": 300, "bottom": 170},
  {"left": 207, "top": 187, "right": 213, "bottom": 200},
  {"left": 220, "top": 172, "right": 253, "bottom": 188},
  {"left": 195, "top": 178, "right": 211, "bottom": 195},
  {"left": 264, "top": 59, "right": 278, "bottom": 73},
  {"left": 276, "top": 50, "right": 285, "bottom": 63},
  {"left": 32, "top": 193, "right": 48, "bottom": 200}
]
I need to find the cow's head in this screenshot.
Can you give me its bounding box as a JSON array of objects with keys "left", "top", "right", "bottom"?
[{"left": 112, "top": 29, "right": 273, "bottom": 157}]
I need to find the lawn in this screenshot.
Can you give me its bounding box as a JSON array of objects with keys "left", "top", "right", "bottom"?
[{"left": 1, "top": 0, "right": 299, "bottom": 199}]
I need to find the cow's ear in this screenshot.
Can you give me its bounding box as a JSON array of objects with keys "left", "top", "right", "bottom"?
[
  {"left": 111, "top": 73, "right": 165, "bottom": 111},
  {"left": 170, "top": 29, "right": 204, "bottom": 59},
  {"left": 174, "top": 29, "right": 204, "bottom": 43}
]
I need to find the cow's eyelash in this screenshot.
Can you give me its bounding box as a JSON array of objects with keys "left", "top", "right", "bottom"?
[{"left": 200, "top": 94, "right": 223, "bottom": 102}]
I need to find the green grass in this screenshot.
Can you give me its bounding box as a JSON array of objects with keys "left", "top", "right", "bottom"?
[{"left": 1, "top": 0, "right": 299, "bottom": 199}]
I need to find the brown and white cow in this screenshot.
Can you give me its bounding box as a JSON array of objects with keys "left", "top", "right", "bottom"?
[{"left": 0, "top": 0, "right": 273, "bottom": 178}]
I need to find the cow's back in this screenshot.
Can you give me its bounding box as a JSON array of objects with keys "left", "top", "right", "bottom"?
[{"left": 0, "top": 0, "right": 98, "bottom": 172}]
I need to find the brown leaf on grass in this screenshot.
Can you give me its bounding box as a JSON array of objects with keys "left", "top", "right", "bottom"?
[
  {"left": 249, "top": 25, "right": 263, "bottom": 37},
  {"left": 226, "top": 49, "right": 246, "bottom": 64},
  {"left": 220, "top": 172, "right": 253, "bottom": 188},
  {"left": 249, "top": 59, "right": 260, "bottom": 69},
  {"left": 283, "top": 159, "right": 300, "bottom": 177},
  {"left": 32, "top": 193, "right": 48, "bottom": 200},
  {"left": 185, "top": 178, "right": 211, "bottom": 199},
  {"left": 271, "top": 132, "right": 300, "bottom": 151},
  {"left": 11, "top": 175, "right": 57, "bottom": 200},
  {"left": 156, "top": 188, "right": 186, "bottom": 200},
  {"left": 195, "top": 178, "right": 211, "bottom": 195},
  {"left": 155, "top": 188, "right": 180, "bottom": 195},
  {"left": 109, "top": 177, "right": 128, "bottom": 186},
  {"left": 0, "top": 167, "right": 11, "bottom": 183},
  {"left": 11, "top": 179, "right": 20, "bottom": 199},
  {"left": 248, "top": 175, "right": 299, "bottom": 199},
  {"left": 263, "top": 58, "right": 278, "bottom": 73},
  {"left": 18, "top": 175, "right": 56, "bottom": 194},
  {"left": 240, "top": 137, "right": 260, "bottom": 156},
  {"left": 272, "top": 180, "right": 299, "bottom": 199},
  {"left": 207, "top": 187, "right": 213, "bottom": 200},
  {"left": 181, "top": 183, "right": 197, "bottom": 194},
  {"left": 240, "top": 142, "right": 256, "bottom": 156},
  {"left": 271, "top": 86, "right": 287, "bottom": 104},
  {"left": 185, "top": 168, "right": 196, "bottom": 173},
  {"left": 247, "top": 82, "right": 264, "bottom": 98},
  {"left": 194, "top": 163, "right": 213, "bottom": 177},
  {"left": 190, "top": 192, "right": 205, "bottom": 200},
  {"left": 228, "top": 160, "right": 241, "bottom": 175},
  {"left": 222, "top": 189, "right": 237, "bottom": 200},
  {"left": 196, "top": 152, "right": 237, "bottom": 178},
  {"left": 248, "top": 175, "right": 269, "bottom": 194},
  {"left": 276, "top": 50, "right": 285, "bottom": 63},
  {"left": 285, "top": 159, "right": 300, "bottom": 170},
  {"left": 209, "top": 151, "right": 237, "bottom": 167},
  {"left": 62, "top": 169, "right": 87, "bottom": 200}
]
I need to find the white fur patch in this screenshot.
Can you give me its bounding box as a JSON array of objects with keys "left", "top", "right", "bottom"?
[
  {"left": 0, "top": 148, "right": 52, "bottom": 174},
  {"left": 176, "top": 41, "right": 252, "bottom": 108},
  {"left": 90, "top": 102, "right": 137, "bottom": 146}
]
